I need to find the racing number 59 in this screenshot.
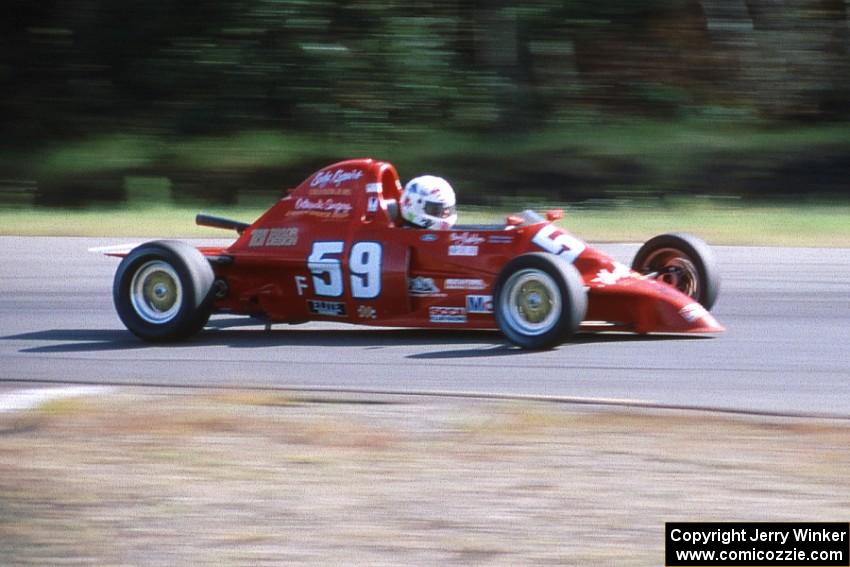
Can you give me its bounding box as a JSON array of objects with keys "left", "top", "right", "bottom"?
[{"left": 307, "top": 241, "right": 382, "bottom": 298}]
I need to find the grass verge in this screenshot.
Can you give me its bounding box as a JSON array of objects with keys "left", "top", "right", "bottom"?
[
  {"left": 5, "top": 118, "right": 850, "bottom": 245},
  {"left": 2, "top": 200, "right": 850, "bottom": 246},
  {"left": 1, "top": 390, "right": 848, "bottom": 565}
]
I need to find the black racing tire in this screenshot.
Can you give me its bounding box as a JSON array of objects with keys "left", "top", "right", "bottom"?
[
  {"left": 113, "top": 240, "right": 214, "bottom": 342},
  {"left": 631, "top": 232, "right": 720, "bottom": 310},
  {"left": 494, "top": 253, "right": 588, "bottom": 350}
]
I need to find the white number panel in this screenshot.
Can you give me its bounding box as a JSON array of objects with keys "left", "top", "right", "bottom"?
[
  {"left": 349, "top": 241, "right": 382, "bottom": 299},
  {"left": 307, "top": 241, "right": 344, "bottom": 297},
  {"left": 307, "top": 241, "right": 383, "bottom": 299},
  {"left": 531, "top": 224, "right": 586, "bottom": 264}
]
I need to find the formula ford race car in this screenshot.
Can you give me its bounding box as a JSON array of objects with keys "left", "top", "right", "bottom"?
[{"left": 104, "top": 158, "right": 723, "bottom": 349}]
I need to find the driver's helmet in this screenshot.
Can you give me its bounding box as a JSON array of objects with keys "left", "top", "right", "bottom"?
[{"left": 401, "top": 175, "right": 457, "bottom": 229}]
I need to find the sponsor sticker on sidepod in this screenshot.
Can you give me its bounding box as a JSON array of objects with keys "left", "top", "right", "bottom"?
[
  {"left": 465, "top": 295, "right": 494, "bottom": 314},
  {"left": 308, "top": 300, "right": 347, "bottom": 317},
  {"left": 357, "top": 305, "right": 377, "bottom": 319},
  {"left": 444, "top": 278, "right": 487, "bottom": 290},
  {"left": 409, "top": 277, "right": 441, "bottom": 296},
  {"left": 448, "top": 232, "right": 484, "bottom": 256},
  {"left": 249, "top": 228, "right": 299, "bottom": 247},
  {"left": 448, "top": 245, "right": 478, "bottom": 257},
  {"left": 429, "top": 306, "right": 467, "bottom": 324}
]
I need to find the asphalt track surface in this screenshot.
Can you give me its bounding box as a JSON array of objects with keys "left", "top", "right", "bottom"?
[{"left": 1, "top": 237, "right": 848, "bottom": 417}]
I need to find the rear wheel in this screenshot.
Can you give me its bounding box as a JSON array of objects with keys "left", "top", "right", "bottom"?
[
  {"left": 631, "top": 232, "right": 719, "bottom": 310},
  {"left": 113, "top": 240, "right": 214, "bottom": 341},
  {"left": 494, "top": 253, "right": 587, "bottom": 349}
]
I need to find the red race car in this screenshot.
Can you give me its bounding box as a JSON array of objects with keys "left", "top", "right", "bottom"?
[{"left": 106, "top": 158, "right": 723, "bottom": 349}]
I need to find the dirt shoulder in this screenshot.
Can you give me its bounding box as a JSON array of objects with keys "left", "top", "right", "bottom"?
[{"left": 1, "top": 390, "right": 848, "bottom": 566}]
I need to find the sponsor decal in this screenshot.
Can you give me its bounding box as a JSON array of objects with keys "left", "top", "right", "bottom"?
[
  {"left": 365, "top": 182, "right": 382, "bottom": 194},
  {"left": 450, "top": 232, "right": 485, "bottom": 246},
  {"left": 679, "top": 303, "right": 708, "bottom": 323},
  {"left": 420, "top": 233, "right": 439, "bottom": 242},
  {"left": 488, "top": 234, "right": 514, "bottom": 244},
  {"left": 292, "top": 197, "right": 353, "bottom": 218},
  {"left": 357, "top": 305, "right": 377, "bottom": 319},
  {"left": 308, "top": 187, "right": 351, "bottom": 196},
  {"left": 308, "top": 300, "right": 347, "bottom": 317},
  {"left": 448, "top": 232, "right": 483, "bottom": 256},
  {"left": 429, "top": 306, "right": 467, "bottom": 324},
  {"left": 249, "top": 227, "right": 299, "bottom": 247},
  {"left": 591, "top": 262, "right": 632, "bottom": 285},
  {"left": 444, "top": 278, "right": 488, "bottom": 290},
  {"left": 310, "top": 168, "right": 364, "bottom": 189},
  {"left": 249, "top": 228, "right": 268, "bottom": 247},
  {"left": 408, "top": 276, "right": 441, "bottom": 296},
  {"left": 465, "top": 295, "right": 494, "bottom": 314},
  {"left": 267, "top": 228, "right": 298, "bottom": 246},
  {"left": 448, "top": 245, "right": 478, "bottom": 257},
  {"left": 367, "top": 196, "right": 379, "bottom": 213}
]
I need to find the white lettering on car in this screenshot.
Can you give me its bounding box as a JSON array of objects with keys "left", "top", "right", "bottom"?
[
  {"left": 294, "top": 275, "right": 309, "bottom": 296},
  {"left": 450, "top": 232, "right": 485, "bottom": 246},
  {"left": 310, "top": 169, "right": 364, "bottom": 188},
  {"left": 444, "top": 278, "right": 488, "bottom": 290},
  {"left": 295, "top": 198, "right": 353, "bottom": 217}
]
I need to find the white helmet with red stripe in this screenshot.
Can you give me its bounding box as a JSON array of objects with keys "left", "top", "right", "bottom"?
[{"left": 401, "top": 175, "right": 457, "bottom": 229}]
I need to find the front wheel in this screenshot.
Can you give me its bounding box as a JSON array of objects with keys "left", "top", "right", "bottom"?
[
  {"left": 631, "top": 232, "right": 720, "bottom": 310},
  {"left": 113, "top": 240, "right": 214, "bottom": 341},
  {"left": 494, "top": 253, "right": 588, "bottom": 350}
]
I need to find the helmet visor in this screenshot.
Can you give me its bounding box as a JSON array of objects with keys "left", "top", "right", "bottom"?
[{"left": 424, "top": 201, "right": 456, "bottom": 219}]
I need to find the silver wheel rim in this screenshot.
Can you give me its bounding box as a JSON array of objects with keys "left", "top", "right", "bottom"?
[
  {"left": 640, "top": 248, "right": 700, "bottom": 299},
  {"left": 500, "top": 269, "right": 562, "bottom": 336},
  {"left": 130, "top": 260, "right": 183, "bottom": 324}
]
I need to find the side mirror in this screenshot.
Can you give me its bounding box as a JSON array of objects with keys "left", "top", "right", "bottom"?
[{"left": 546, "top": 209, "right": 564, "bottom": 222}]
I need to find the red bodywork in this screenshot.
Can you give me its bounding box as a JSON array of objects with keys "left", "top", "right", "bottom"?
[{"left": 172, "top": 159, "right": 723, "bottom": 334}]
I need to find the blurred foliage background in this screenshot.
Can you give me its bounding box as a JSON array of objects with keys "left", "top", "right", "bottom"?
[{"left": 2, "top": 0, "right": 849, "bottom": 207}]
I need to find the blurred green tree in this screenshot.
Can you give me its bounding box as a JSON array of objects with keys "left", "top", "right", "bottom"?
[{"left": 2, "top": 0, "right": 850, "bottom": 204}]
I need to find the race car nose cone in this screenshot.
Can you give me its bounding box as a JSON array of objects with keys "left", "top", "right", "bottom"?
[
  {"left": 696, "top": 311, "right": 725, "bottom": 333},
  {"left": 679, "top": 303, "right": 725, "bottom": 333}
]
